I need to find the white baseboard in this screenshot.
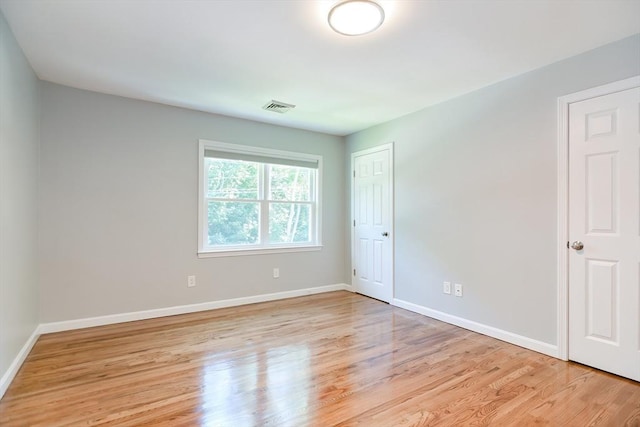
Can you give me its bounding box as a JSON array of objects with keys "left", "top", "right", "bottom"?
[
  {"left": 0, "top": 327, "right": 39, "bottom": 399},
  {"left": 393, "top": 298, "right": 559, "bottom": 358},
  {"left": 4, "top": 287, "right": 556, "bottom": 400},
  {"left": 38, "top": 283, "right": 351, "bottom": 334},
  {"left": 1, "top": 283, "right": 350, "bottom": 400}
]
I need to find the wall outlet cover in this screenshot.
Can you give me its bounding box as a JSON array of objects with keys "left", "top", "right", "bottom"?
[
  {"left": 454, "top": 283, "right": 463, "bottom": 297},
  {"left": 443, "top": 281, "right": 451, "bottom": 294},
  {"left": 187, "top": 275, "right": 196, "bottom": 287}
]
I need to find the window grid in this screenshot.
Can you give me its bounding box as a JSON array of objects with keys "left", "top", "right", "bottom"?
[{"left": 198, "top": 141, "right": 321, "bottom": 256}]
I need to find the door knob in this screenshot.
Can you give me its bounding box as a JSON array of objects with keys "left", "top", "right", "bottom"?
[
  {"left": 571, "top": 241, "right": 584, "bottom": 250},
  {"left": 381, "top": 232, "right": 389, "bottom": 237}
]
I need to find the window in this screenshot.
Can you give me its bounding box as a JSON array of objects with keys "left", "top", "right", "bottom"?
[{"left": 198, "top": 140, "right": 321, "bottom": 256}]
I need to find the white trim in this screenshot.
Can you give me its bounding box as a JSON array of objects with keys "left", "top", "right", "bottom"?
[
  {"left": 556, "top": 76, "right": 640, "bottom": 361},
  {"left": 198, "top": 245, "right": 322, "bottom": 258},
  {"left": 0, "top": 327, "right": 39, "bottom": 399},
  {"left": 198, "top": 139, "right": 323, "bottom": 255},
  {"left": 393, "top": 298, "right": 559, "bottom": 358},
  {"left": 199, "top": 139, "right": 322, "bottom": 163},
  {"left": 198, "top": 139, "right": 206, "bottom": 253},
  {"left": 350, "top": 143, "right": 395, "bottom": 302},
  {"left": 38, "top": 283, "right": 350, "bottom": 334},
  {"left": 315, "top": 157, "right": 323, "bottom": 248},
  {"left": 1, "top": 284, "right": 350, "bottom": 398}
]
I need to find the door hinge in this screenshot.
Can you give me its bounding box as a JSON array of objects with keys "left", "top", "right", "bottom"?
[
  {"left": 353, "top": 220, "right": 355, "bottom": 226},
  {"left": 353, "top": 269, "right": 356, "bottom": 276},
  {"left": 353, "top": 170, "right": 356, "bottom": 178},
  {"left": 566, "top": 241, "right": 569, "bottom": 249}
]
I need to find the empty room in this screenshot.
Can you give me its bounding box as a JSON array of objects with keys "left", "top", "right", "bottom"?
[{"left": 1, "top": 0, "right": 639, "bottom": 425}]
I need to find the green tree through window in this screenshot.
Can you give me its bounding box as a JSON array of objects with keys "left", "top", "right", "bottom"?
[
  {"left": 206, "top": 159, "right": 260, "bottom": 245},
  {"left": 199, "top": 142, "right": 320, "bottom": 254}
]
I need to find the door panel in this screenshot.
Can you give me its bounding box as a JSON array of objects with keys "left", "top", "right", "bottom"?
[
  {"left": 568, "top": 86, "right": 640, "bottom": 382},
  {"left": 585, "top": 259, "right": 617, "bottom": 343},
  {"left": 353, "top": 147, "right": 393, "bottom": 303},
  {"left": 586, "top": 153, "right": 617, "bottom": 233}
]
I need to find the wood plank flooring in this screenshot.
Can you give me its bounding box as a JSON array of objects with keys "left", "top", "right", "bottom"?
[{"left": 1, "top": 291, "right": 638, "bottom": 426}]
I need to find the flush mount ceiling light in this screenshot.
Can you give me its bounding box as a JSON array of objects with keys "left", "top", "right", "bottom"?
[{"left": 328, "top": 0, "right": 385, "bottom": 36}]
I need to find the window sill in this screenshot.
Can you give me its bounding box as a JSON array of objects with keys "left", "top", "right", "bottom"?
[{"left": 198, "top": 245, "right": 323, "bottom": 258}]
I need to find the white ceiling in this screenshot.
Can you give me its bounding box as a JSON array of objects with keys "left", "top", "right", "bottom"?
[{"left": 1, "top": 0, "right": 639, "bottom": 136}]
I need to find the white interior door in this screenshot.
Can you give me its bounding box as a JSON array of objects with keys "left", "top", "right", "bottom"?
[
  {"left": 568, "top": 86, "right": 640, "bottom": 381},
  {"left": 352, "top": 145, "right": 393, "bottom": 303}
]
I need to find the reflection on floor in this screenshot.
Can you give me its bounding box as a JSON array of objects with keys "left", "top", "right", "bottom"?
[{"left": 0, "top": 291, "right": 638, "bottom": 426}]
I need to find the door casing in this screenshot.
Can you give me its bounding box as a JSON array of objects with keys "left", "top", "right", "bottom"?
[
  {"left": 350, "top": 143, "right": 395, "bottom": 301},
  {"left": 556, "top": 75, "right": 640, "bottom": 361}
]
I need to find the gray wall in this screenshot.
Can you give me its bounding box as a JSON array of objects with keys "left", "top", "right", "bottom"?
[
  {"left": 3, "top": 8, "right": 637, "bottom": 372},
  {"left": 39, "top": 83, "right": 346, "bottom": 322},
  {"left": 0, "top": 12, "right": 40, "bottom": 379},
  {"left": 346, "top": 34, "right": 640, "bottom": 346}
]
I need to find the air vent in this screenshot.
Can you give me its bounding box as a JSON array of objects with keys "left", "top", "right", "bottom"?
[{"left": 262, "top": 100, "right": 296, "bottom": 114}]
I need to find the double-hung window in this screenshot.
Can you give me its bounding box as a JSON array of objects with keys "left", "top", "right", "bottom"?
[{"left": 198, "top": 140, "right": 322, "bottom": 256}]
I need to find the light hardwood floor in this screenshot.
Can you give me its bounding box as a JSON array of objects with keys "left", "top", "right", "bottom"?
[{"left": 1, "top": 291, "right": 638, "bottom": 426}]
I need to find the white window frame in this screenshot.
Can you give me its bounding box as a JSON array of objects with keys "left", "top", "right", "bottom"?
[{"left": 198, "top": 139, "right": 323, "bottom": 257}]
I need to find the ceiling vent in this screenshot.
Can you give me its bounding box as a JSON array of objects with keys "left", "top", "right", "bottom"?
[{"left": 262, "top": 100, "right": 296, "bottom": 114}]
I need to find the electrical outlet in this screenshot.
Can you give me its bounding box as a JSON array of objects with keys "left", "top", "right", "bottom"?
[
  {"left": 273, "top": 268, "right": 280, "bottom": 279},
  {"left": 443, "top": 281, "right": 451, "bottom": 295},
  {"left": 454, "top": 283, "right": 463, "bottom": 297},
  {"left": 187, "top": 275, "right": 196, "bottom": 288}
]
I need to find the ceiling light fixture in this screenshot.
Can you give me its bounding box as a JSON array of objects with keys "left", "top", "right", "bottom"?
[{"left": 328, "top": 0, "right": 385, "bottom": 36}]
